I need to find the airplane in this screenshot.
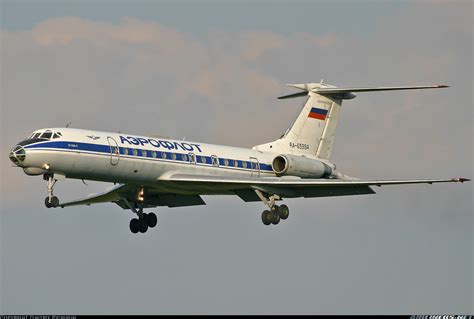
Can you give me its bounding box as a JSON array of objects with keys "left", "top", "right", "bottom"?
[{"left": 9, "top": 81, "right": 470, "bottom": 234}]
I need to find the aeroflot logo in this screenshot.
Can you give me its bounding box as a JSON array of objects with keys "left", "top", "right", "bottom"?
[{"left": 119, "top": 135, "right": 203, "bottom": 153}]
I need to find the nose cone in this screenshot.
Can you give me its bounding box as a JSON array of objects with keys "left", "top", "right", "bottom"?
[{"left": 9, "top": 145, "right": 26, "bottom": 166}]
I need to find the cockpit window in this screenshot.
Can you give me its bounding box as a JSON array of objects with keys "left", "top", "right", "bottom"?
[
  {"left": 41, "top": 131, "right": 52, "bottom": 139},
  {"left": 33, "top": 133, "right": 41, "bottom": 139},
  {"left": 53, "top": 133, "right": 60, "bottom": 139}
]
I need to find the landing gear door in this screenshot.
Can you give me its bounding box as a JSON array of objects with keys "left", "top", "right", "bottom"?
[
  {"left": 250, "top": 157, "right": 260, "bottom": 178},
  {"left": 107, "top": 137, "right": 120, "bottom": 165}
]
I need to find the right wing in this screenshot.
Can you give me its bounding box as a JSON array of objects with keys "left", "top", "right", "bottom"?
[
  {"left": 159, "top": 174, "right": 469, "bottom": 201},
  {"left": 59, "top": 183, "right": 205, "bottom": 209}
]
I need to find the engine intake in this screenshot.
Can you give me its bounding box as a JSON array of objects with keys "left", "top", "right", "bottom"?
[{"left": 272, "top": 154, "right": 333, "bottom": 178}]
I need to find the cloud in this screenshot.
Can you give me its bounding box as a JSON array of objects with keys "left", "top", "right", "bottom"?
[{"left": 32, "top": 16, "right": 184, "bottom": 47}]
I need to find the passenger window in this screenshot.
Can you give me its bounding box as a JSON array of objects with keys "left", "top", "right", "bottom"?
[
  {"left": 200, "top": 156, "right": 206, "bottom": 164},
  {"left": 123, "top": 148, "right": 128, "bottom": 155},
  {"left": 242, "top": 161, "right": 248, "bottom": 168},
  {"left": 161, "top": 152, "right": 167, "bottom": 159},
  {"left": 142, "top": 150, "right": 147, "bottom": 157},
  {"left": 224, "top": 159, "right": 229, "bottom": 166},
  {"left": 152, "top": 151, "right": 157, "bottom": 158},
  {"left": 234, "top": 160, "right": 239, "bottom": 167},
  {"left": 171, "top": 153, "right": 176, "bottom": 160},
  {"left": 132, "top": 149, "right": 138, "bottom": 156},
  {"left": 211, "top": 156, "right": 219, "bottom": 167},
  {"left": 182, "top": 154, "right": 188, "bottom": 162},
  {"left": 188, "top": 153, "right": 196, "bottom": 164}
]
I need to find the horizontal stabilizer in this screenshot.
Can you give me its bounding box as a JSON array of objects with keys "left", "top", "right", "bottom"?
[
  {"left": 277, "top": 91, "right": 309, "bottom": 99},
  {"left": 278, "top": 83, "right": 449, "bottom": 100}
]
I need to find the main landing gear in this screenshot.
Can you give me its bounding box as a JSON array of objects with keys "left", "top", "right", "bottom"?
[
  {"left": 261, "top": 204, "right": 290, "bottom": 226},
  {"left": 44, "top": 173, "right": 59, "bottom": 208},
  {"left": 255, "top": 190, "right": 290, "bottom": 226},
  {"left": 127, "top": 187, "right": 157, "bottom": 234},
  {"left": 129, "top": 211, "right": 157, "bottom": 234}
]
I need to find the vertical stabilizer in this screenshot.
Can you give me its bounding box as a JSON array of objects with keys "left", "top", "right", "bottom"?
[{"left": 253, "top": 82, "right": 343, "bottom": 160}]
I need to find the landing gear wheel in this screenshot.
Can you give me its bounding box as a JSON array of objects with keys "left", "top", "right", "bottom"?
[
  {"left": 138, "top": 219, "right": 148, "bottom": 233},
  {"left": 271, "top": 212, "right": 280, "bottom": 225},
  {"left": 262, "top": 210, "right": 272, "bottom": 225},
  {"left": 130, "top": 218, "right": 140, "bottom": 233},
  {"left": 45, "top": 197, "right": 52, "bottom": 208},
  {"left": 44, "top": 196, "right": 59, "bottom": 208},
  {"left": 145, "top": 212, "right": 158, "bottom": 228},
  {"left": 278, "top": 204, "right": 289, "bottom": 220}
]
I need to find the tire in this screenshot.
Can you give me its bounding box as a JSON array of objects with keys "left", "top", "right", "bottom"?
[
  {"left": 146, "top": 212, "right": 158, "bottom": 228},
  {"left": 50, "top": 196, "right": 59, "bottom": 208},
  {"left": 45, "top": 197, "right": 52, "bottom": 208},
  {"left": 271, "top": 212, "right": 280, "bottom": 225},
  {"left": 278, "top": 204, "right": 289, "bottom": 220},
  {"left": 138, "top": 219, "right": 148, "bottom": 233},
  {"left": 261, "top": 210, "right": 272, "bottom": 225},
  {"left": 129, "top": 218, "right": 140, "bottom": 233}
]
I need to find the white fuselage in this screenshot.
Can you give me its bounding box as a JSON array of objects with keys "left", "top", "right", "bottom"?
[{"left": 16, "top": 128, "right": 279, "bottom": 190}]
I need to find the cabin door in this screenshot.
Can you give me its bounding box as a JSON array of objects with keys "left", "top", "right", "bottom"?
[
  {"left": 107, "top": 137, "right": 120, "bottom": 165},
  {"left": 249, "top": 157, "right": 260, "bottom": 178}
]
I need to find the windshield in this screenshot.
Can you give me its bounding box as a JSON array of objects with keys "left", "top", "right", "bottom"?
[{"left": 28, "top": 130, "right": 63, "bottom": 140}]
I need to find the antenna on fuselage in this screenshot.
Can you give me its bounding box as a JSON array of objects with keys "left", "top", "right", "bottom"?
[{"left": 66, "top": 122, "right": 72, "bottom": 128}]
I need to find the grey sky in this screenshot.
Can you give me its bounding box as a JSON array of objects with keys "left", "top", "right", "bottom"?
[{"left": 1, "top": 0, "right": 472, "bottom": 314}]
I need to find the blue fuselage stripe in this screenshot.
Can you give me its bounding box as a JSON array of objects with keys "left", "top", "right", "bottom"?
[{"left": 25, "top": 141, "right": 274, "bottom": 172}]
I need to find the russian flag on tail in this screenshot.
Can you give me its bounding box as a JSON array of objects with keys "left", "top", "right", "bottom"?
[{"left": 308, "top": 107, "right": 328, "bottom": 120}]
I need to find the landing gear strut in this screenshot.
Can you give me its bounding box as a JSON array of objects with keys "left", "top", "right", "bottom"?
[
  {"left": 255, "top": 190, "right": 290, "bottom": 226},
  {"left": 44, "top": 173, "right": 59, "bottom": 208}
]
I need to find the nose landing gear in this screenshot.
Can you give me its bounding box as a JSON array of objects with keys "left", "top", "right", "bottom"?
[{"left": 44, "top": 173, "right": 59, "bottom": 208}]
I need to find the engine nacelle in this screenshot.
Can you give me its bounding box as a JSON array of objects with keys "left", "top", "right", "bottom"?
[{"left": 272, "top": 154, "right": 333, "bottom": 178}]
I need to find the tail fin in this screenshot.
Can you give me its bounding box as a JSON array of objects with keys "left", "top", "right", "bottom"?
[{"left": 253, "top": 82, "right": 448, "bottom": 160}]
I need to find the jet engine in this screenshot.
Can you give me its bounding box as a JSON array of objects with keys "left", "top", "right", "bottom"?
[{"left": 272, "top": 154, "right": 333, "bottom": 178}]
